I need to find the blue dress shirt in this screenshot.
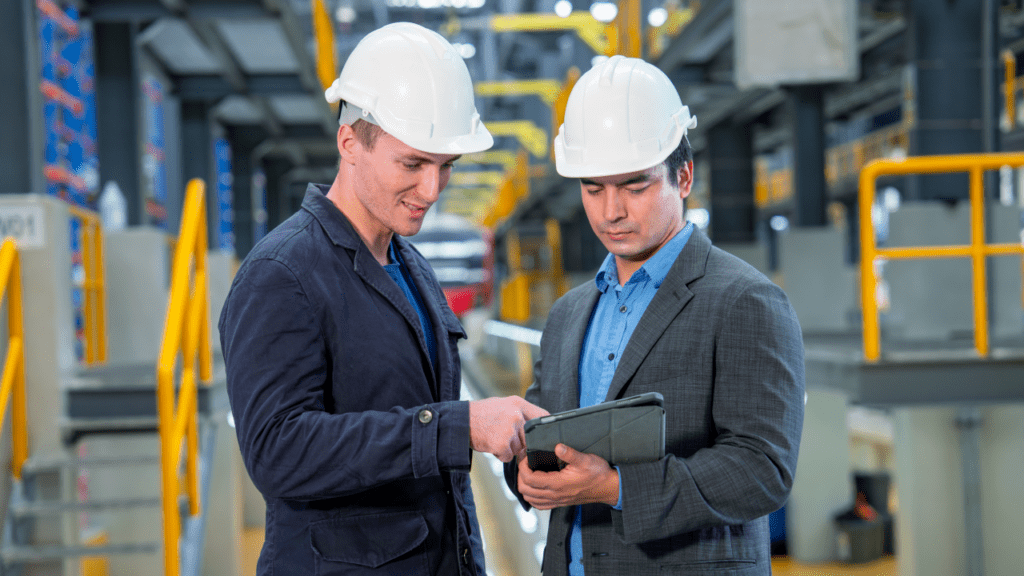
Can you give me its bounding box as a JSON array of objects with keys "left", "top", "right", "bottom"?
[{"left": 569, "top": 222, "right": 694, "bottom": 576}]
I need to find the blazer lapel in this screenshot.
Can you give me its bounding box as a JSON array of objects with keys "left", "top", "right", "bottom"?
[
  {"left": 559, "top": 284, "right": 600, "bottom": 411},
  {"left": 604, "top": 229, "right": 712, "bottom": 402}
]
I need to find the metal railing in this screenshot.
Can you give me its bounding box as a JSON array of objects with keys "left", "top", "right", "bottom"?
[
  {"left": 858, "top": 153, "right": 1024, "bottom": 361},
  {"left": 156, "top": 178, "right": 213, "bottom": 575},
  {"left": 0, "top": 239, "right": 28, "bottom": 481},
  {"left": 67, "top": 205, "right": 107, "bottom": 365}
]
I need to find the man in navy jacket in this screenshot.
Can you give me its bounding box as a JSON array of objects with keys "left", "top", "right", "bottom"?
[{"left": 219, "top": 23, "right": 546, "bottom": 575}]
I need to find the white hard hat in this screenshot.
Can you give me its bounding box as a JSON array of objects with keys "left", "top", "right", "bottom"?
[
  {"left": 554, "top": 55, "right": 697, "bottom": 178},
  {"left": 325, "top": 22, "right": 493, "bottom": 155}
]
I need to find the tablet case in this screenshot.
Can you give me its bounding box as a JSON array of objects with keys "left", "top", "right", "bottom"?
[{"left": 524, "top": 392, "right": 666, "bottom": 472}]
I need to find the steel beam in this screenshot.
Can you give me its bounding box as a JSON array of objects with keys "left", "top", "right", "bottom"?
[{"left": 96, "top": 21, "right": 144, "bottom": 225}]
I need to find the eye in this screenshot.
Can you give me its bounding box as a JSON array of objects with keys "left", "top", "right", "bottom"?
[
  {"left": 441, "top": 161, "right": 456, "bottom": 170},
  {"left": 402, "top": 162, "right": 420, "bottom": 170}
]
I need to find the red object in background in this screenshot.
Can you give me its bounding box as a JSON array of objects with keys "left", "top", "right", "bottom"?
[
  {"left": 444, "top": 286, "right": 479, "bottom": 317},
  {"left": 409, "top": 214, "right": 494, "bottom": 318}
]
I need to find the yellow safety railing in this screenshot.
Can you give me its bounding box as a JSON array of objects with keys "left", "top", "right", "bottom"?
[
  {"left": 157, "top": 178, "right": 213, "bottom": 575},
  {"left": 0, "top": 239, "right": 29, "bottom": 481},
  {"left": 859, "top": 153, "right": 1024, "bottom": 361},
  {"left": 67, "top": 206, "right": 107, "bottom": 365}
]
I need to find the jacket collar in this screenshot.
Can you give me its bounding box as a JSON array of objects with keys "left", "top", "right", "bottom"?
[{"left": 300, "top": 183, "right": 365, "bottom": 251}]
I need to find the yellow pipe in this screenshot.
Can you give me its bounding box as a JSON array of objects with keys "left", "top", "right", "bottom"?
[
  {"left": 311, "top": 0, "right": 337, "bottom": 92},
  {"left": 475, "top": 79, "right": 562, "bottom": 107},
  {"left": 0, "top": 240, "right": 28, "bottom": 479},
  {"left": 969, "top": 166, "right": 989, "bottom": 357},
  {"left": 858, "top": 164, "right": 881, "bottom": 362},
  {"left": 491, "top": 12, "right": 610, "bottom": 55}
]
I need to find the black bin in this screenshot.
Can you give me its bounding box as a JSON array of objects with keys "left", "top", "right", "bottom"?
[{"left": 835, "top": 510, "right": 884, "bottom": 564}]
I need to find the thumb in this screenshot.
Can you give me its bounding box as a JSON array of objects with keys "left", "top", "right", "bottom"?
[{"left": 555, "top": 443, "right": 582, "bottom": 463}]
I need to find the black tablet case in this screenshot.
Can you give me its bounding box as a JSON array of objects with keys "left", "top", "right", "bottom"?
[{"left": 524, "top": 392, "right": 666, "bottom": 472}]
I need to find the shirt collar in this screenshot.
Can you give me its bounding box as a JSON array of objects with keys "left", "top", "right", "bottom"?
[{"left": 593, "top": 221, "right": 694, "bottom": 293}]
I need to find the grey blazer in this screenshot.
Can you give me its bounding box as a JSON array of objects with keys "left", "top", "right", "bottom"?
[{"left": 507, "top": 229, "right": 805, "bottom": 575}]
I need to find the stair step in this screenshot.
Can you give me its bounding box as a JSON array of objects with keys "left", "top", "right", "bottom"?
[
  {"left": 11, "top": 497, "right": 161, "bottom": 516},
  {"left": 22, "top": 454, "right": 161, "bottom": 474},
  {"left": 2, "top": 542, "right": 160, "bottom": 562}
]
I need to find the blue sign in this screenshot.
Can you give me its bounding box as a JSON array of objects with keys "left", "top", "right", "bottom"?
[{"left": 214, "top": 138, "right": 234, "bottom": 252}]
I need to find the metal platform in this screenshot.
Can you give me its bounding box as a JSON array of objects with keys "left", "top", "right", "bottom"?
[{"left": 804, "top": 336, "right": 1024, "bottom": 408}]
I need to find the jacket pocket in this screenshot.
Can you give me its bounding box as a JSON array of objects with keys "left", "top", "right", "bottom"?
[{"left": 310, "top": 511, "right": 430, "bottom": 575}]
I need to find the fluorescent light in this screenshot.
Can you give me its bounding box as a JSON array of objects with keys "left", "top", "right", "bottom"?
[
  {"left": 590, "top": 1, "right": 617, "bottom": 23},
  {"left": 554, "top": 0, "right": 572, "bottom": 18},
  {"left": 335, "top": 5, "right": 356, "bottom": 23},
  {"left": 647, "top": 7, "right": 668, "bottom": 27},
  {"left": 770, "top": 214, "right": 789, "bottom": 232}
]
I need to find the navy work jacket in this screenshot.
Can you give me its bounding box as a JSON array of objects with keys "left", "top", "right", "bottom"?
[{"left": 219, "top": 183, "right": 482, "bottom": 575}]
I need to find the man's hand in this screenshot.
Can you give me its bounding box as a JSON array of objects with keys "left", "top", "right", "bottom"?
[
  {"left": 517, "top": 444, "right": 620, "bottom": 510},
  {"left": 468, "top": 396, "right": 548, "bottom": 462}
]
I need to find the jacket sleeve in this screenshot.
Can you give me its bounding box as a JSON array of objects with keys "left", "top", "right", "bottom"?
[
  {"left": 219, "top": 257, "right": 471, "bottom": 501},
  {"left": 614, "top": 279, "right": 805, "bottom": 544},
  {"left": 502, "top": 299, "right": 564, "bottom": 511}
]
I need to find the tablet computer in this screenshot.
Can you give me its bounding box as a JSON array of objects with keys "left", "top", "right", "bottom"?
[{"left": 524, "top": 392, "right": 665, "bottom": 472}]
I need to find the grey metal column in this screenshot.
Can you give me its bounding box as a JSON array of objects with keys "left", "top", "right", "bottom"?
[
  {"left": 789, "top": 85, "right": 827, "bottom": 227},
  {"left": 906, "top": 0, "right": 984, "bottom": 201},
  {"left": 955, "top": 407, "right": 985, "bottom": 576},
  {"left": 263, "top": 156, "right": 292, "bottom": 230},
  {"left": 707, "top": 122, "right": 755, "bottom": 243},
  {"left": 0, "top": 0, "right": 43, "bottom": 194},
  {"left": 181, "top": 100, "right": 215, "bottom": 244},
  {"left": 227, "top": 127, "right": 263, "bottom": 259},
  {"left": 95, "top": 22, "right": 143, "bottom": 224}
]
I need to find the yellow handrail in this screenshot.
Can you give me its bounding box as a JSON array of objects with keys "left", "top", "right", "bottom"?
[
  {"left": 156, "top": 179, "right": 213, "bottom": 575},
  {"left": 0, "top": 239, "right": 29, "bottom": 480},
  {"left": 859, "top": 153, "right": 1024, "bottom": 361},
  {"left": 67, "top": 206, "right": 107, "bottom": 365}
]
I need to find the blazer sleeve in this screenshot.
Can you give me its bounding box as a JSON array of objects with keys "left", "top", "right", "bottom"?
[
  {"left": 502, "top": 295, "right": 568, "bottom": 511},
  {"left": 614, "top": 278, "right": 805, "bottom": 544},
  {"left": 220, "top": 257, "right": 471, "bottom": 501}
]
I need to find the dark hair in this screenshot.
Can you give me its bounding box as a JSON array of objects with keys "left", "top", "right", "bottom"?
[
  {"left": 337, "top": 101, "right": 384, "bottom": 150},
  {"left": 663, "top": 135, "right": 694, "bottom": 187}
]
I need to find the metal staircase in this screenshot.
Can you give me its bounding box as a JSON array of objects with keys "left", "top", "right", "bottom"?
[{"left": 0, "top": 178, "right": 221, "bottom": 575}]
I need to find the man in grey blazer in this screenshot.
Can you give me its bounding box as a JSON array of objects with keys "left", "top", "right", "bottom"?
[{"left": 505, "top": 55, "right": 805, "bottom": 575}]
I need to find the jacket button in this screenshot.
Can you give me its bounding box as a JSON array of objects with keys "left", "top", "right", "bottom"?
[{"left": 418, "top": 409, "right": 433, "bottom": 424}]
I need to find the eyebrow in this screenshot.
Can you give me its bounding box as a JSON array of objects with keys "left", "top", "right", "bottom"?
[
  {"left": 580, "top": 174, "right": 651, "bottom": 187},
  {"left": 400, "top": 153, "right": 462, "bottom": 164}
]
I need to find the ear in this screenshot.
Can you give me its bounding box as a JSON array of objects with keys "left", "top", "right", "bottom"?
[
  {"left": 677, "top": 161, "right": 693, "bottom": 200},
  {"left": 337, "top": 123, "right": 360, "bottom": 165}
]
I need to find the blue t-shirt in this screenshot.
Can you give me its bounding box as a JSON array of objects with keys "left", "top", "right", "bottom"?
[{"left": 383, "top": 241, "right": 438, "bottom": 371}]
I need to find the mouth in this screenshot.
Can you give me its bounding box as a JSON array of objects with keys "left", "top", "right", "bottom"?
[
  {"left": 603, "top": 230, "right": 632, "bottom": 240},
  {"left": 403, "top": 201, "right": 428, "bottom": 218}
]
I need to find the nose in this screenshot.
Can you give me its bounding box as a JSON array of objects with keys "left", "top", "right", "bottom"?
[
  {"left": 418, "top": 165, "right": 443, "bottom": 204},
  {"left": 604, "top": 189, "right": 625, "bottom": 222}
]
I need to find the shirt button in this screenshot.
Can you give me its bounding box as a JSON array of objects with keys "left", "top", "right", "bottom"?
[
  {"left": 607, "top": 353, "right": 615, "bottom": 361},
  {"left": 417, "top": 409, "right": 433, "bottom": 424},
  {"left": 619, "top": 305, "right": 627, "bottom": 313}
]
